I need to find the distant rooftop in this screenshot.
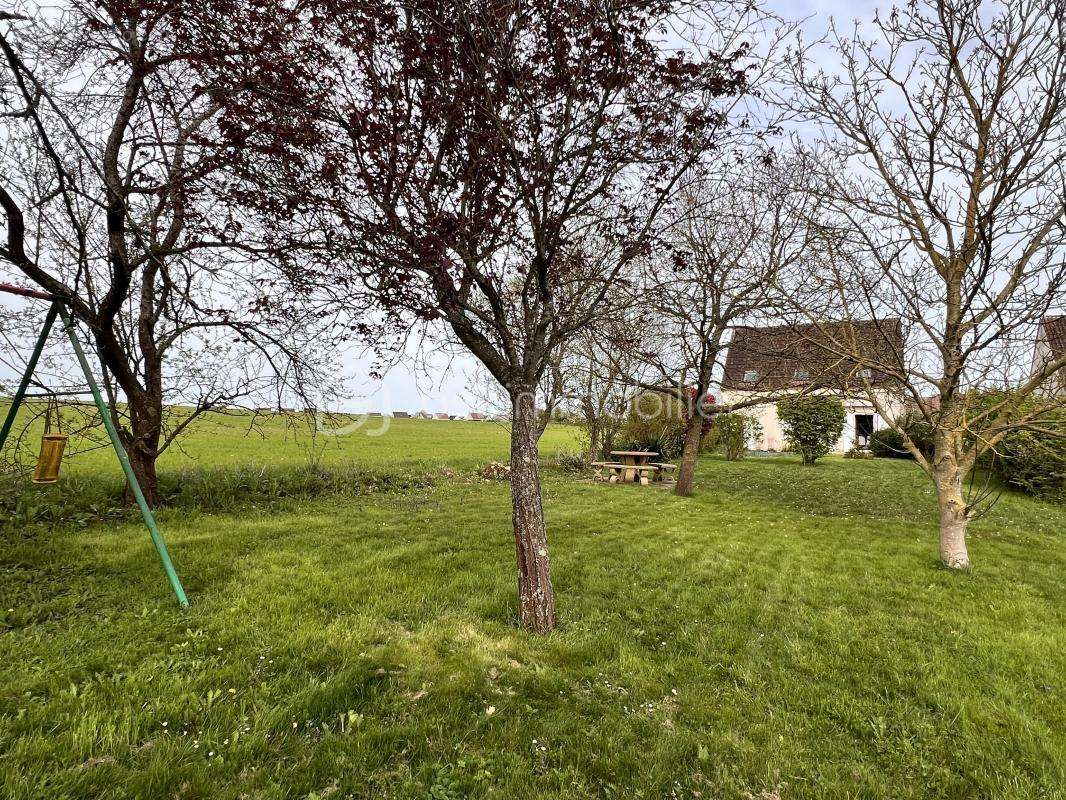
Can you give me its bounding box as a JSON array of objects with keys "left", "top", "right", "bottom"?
[
  {"left": 1040, "top": 315, "right": 1066, "bottom": 358},
  {"left": 722, "top": 319, "right": 904, "bottom": 391}
]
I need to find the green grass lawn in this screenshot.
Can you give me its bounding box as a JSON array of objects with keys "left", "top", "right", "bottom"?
[{"left": 0, "top": 418, "right": 1063, "bottom": 799}]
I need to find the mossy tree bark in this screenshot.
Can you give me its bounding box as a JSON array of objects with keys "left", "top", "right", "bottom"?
[
  {"left": 509, "top": 388, "right": 557, "bottom": 632},
  {"left": 674, "top": 411, "right": 705, "bottom": 497}
]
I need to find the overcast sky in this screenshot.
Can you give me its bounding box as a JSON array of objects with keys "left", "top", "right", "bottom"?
[{"left": 341, "top": 0, "right": 887, "bottom": 416}]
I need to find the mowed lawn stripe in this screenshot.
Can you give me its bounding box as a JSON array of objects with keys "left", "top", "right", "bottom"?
[{"left": 1, "top": 443, "right": 1063, "bottom": 799}]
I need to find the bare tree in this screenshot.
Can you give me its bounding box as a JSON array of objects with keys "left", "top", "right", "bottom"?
[
  {"left": 564, "top": 328, "right": 645, "bottom": 462},
  {"left": 465, "top": 340, "right": 571, "bottom": 434},
  {"left": 0, "top": 1, "right": 327, "bottom": 504},
  {"left": 612, "top": 155, "right": 822, "bottom": 496},
  {"left": 789, "top": 0, "right": 1066, "bottom": 568}
]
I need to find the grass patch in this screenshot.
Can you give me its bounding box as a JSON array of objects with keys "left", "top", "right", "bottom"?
[
  {"left": 0, "top": 411, "right": 580, "bottom": 526},
  {"left": 0, "top": 462, "right": 439, "bottom": 529},
  {"left": 0, "top": 418, "right": 1063, "bottom": 799},
  {"left": 0, "top": 405, "right": 581, "bottom": 476}
]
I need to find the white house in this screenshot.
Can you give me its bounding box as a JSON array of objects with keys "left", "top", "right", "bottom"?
[{"left": 719, "top": 320, "right": 907, "bottom": 453}]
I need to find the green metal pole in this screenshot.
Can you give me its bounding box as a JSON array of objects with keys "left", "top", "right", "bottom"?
[
  {"left": 0, "top": 302, "right": 59, "bottom": 451},
  {"left": 57, "top": 306, "right": 189, "bottom": 608}
]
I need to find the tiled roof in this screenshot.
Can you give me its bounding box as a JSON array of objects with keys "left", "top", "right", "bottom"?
[
  {"left": 1041, "top": 315, "right": 1066, "bottom": 358},
  {"left": 722, "top": 319, "right": 904, "bottom": 391}
]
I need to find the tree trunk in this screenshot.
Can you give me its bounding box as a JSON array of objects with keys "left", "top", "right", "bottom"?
[
  {"left": 602, "top": 427, "right": 617, "bottom": 460},
  {"left": 509, "top": 388, "right": 557, "bottom": 632},
  {"left": 934, "top": 441, "right": 970, "bottom": 570},
  {"left": 674, "top": 411, "right": 704, "bottom": 497},
  {"left": 586, "top": 421, "right": 602, "bottom": 463},
  {"left": 120, "top": 394, "right": 163, "bottom": 508},
  {"left": 125, "top": 440, "right": 161, "bottom": 508}
]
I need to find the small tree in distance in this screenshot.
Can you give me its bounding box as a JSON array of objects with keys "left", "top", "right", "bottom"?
[
  {"left": 778, "top": 396, "right": 845, "bottom": 466},
  {"left": 607, "top": 153, "right": 822, "bottom": 497},
  {"left": 565, "top": 329, "right": 643, "bottom": 463}
]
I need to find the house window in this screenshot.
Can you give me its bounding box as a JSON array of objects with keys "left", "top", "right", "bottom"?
[
  {"left": 793, "top": 368, "right": 810, "bottom": 380},
  {"left": 743, "top": 370, "right": 759, "bottom": 383}
]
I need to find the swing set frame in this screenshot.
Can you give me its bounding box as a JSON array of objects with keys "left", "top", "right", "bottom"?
[{"left": 0, "top": 282, "right": 188, "bottom": 607}]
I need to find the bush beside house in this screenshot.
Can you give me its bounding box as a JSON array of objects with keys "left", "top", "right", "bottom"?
[
  {"left": 870, "top": 396, "right": 1063, "bottom": 502},
  {"left": 705, "top": 413, "right": 763, "bottom": 461},
  {"left": 778, "top": 397, "right": 846, "bottom": 466},
  {"left": 992, "top": 422, "right": 1065, "bottom": 501},
  {"left": 966, "top": 393, "right": 1063, "bottom": 502},
  {"left": 870, "top": 412, "right": 936, "bottom": 459}
]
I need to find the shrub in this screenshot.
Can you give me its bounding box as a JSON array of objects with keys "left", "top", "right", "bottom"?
[
  {"left": 868, "top": 392, "right": 1063, "bottom": 501},
  {"left": 954, "top": 391, "right": 1063, "bottom": 502},
  {"left": 551, "top": 450, "right": 589, "bottom": 472},
  {"left": 708, "top": 413, "right": 763, "bottom": 461},
  {"left": 613, "top": 392, "right": 687, "bottom": 459},
  {"left": 993, "top": 423, "right": 1065, "bottom": 501},
  {"left": 777, "top": 396, "right": 846, "bottom": 465},
  {"left": 903, "top": 413, "right": 936, "bottom": 457},
  {"left": 870, "top": 412, "right": 936, "bottom": 459},
  {"left": 971, "top": 399, "right": 1064, "bottom": 502},
  {"left": 869, "top": 426, "right": 908, "bottom": 458}
]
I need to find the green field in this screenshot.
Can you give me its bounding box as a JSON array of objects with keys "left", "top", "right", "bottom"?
[
  {"left": 1, "top": 416, "right": 1063, "bottom": 799},
  {"left": 0, "top": 406, "right": 580, "bottom": 474}
]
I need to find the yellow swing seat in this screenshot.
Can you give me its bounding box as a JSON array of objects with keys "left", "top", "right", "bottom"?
[{"left": 31, "top": 432, "right": 68, "bottom": 484}]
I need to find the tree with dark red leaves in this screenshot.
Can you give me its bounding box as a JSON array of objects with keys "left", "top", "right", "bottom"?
[
  {"left": 265, "top": 0, "right": 759, "bottom": 631},
  {"left": 0, "top": 1, "right": 326, "bottom": 505}
]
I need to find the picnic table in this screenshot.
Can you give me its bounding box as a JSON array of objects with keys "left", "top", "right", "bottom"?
[
  {"left": 591, "top": 453, "right": 678, "bottom": 485},
  {"left": 610, "top": 451, "right": 658, "bottom": 484}
]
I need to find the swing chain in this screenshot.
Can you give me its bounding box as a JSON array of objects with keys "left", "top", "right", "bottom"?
[{"left": 43, "top": 392, "right": 62, "bottom": 435}]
